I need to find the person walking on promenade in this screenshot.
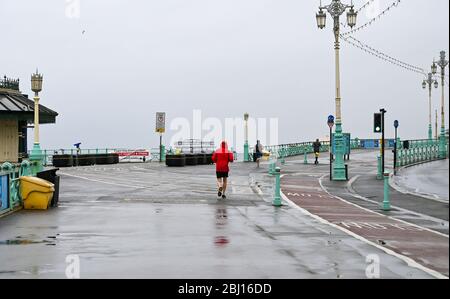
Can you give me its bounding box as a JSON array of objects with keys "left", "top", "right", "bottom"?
[
  {"left": 255, "top": 140, "right": 264, "bottom": 168},
  {"left": 313, "top": 139, "right": 322, "bottom": 165},
  {"left": 212, "top": 141, "right": 234, "bottom": 199}
]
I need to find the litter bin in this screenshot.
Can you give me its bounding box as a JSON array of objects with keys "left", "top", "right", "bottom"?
[
  {"left": 403, "top": 140, "right": 410, "bottom": 150},
  {"left": 20, "top": 176, "right": 55, "bottom": 210},
  {"left": 37, "top": 168, "right": 60, "bottom": 207}
]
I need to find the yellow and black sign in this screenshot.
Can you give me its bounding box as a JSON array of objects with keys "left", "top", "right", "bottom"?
[{"left": 156, "top": 112, "right": 166, "bottom": 133}]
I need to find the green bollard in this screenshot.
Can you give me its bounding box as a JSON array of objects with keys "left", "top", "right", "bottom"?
[
  {"left": 303, "top": 147, "right": 308, "bottom": 164},
  {"left": 382, "top": 172, "right": 391, "bottom": 211},
  {"left": 377, "top": 155, "right": 382, "bottom": 180},
  {"left": 160, "top": 145, "right": 166, "bottom": 162},
  {"left": 273, "top": 167, "right": 282, "bottom": 207},
  {"left": 271, "top": 161, "right": 276, "bottom": 175}
]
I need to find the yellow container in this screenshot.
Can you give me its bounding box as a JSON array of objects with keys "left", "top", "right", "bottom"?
[{"left": 20, "top": 176, "right": 55, "bottom": 210}]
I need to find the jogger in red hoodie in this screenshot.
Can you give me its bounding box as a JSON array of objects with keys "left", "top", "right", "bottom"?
[{"left": 212, "top": 141, "right": 234, "bottom": 199}]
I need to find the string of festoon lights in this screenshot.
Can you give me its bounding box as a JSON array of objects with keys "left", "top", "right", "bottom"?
[
  {"left": 341, "top": 0, "right": 402, "bottom": 37},
  {"left": 341, "top": 35, "right": 426, "bottom": 75},
  {"left": 336, "top": 0, "right": 446, "bottom": 79}
]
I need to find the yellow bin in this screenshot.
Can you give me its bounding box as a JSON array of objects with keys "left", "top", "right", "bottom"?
[{"left": 20, "top": 176, "right": 55, "bottom": 210}]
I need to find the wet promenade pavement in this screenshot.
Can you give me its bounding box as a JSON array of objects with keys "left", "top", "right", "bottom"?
[{"left": 0, "top": 150, "right": 447, "bottom": 278}]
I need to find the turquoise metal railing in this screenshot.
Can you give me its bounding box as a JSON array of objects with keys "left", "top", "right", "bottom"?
[
  {"left": 396, "top": 139, "right": 448, "bottom": 167},
  {"left": 263, "top": 138, "right": 362, "bottom": 160},
  {"left": 0, "top": 160, "right": 38, "bottom": 215}
]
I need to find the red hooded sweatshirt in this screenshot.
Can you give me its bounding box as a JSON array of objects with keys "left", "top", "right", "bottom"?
[{"left": 212, "top": 141, "right": 234, "bottom": 173}]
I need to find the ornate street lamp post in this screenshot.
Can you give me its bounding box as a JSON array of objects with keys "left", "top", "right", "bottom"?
[
  {"left": 244, "top": 113, "right": 250, "bottom": 162},
  {"left": 433, "top": 51, "right": 449, "bottom": 158},
  {"left": 422, "top": 71, "right": 438, "bottom": 142},
  {"left": 316, "top": 0, "right": 357, "bottom": 181},
  {"left": 30, "top": 70, "right": 44, "bottom": 172}
]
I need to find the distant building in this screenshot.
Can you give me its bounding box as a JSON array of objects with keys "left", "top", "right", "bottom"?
[{"left": 0, "top": 76, "right": 58, "bottom": 163}]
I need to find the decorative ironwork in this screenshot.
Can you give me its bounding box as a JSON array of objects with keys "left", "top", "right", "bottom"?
[{"left": 0, "top": 76, "right": 20, "bottom": 91}]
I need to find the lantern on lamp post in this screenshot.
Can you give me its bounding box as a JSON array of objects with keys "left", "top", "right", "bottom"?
[{"left": 422, "top": 72, "right": 438, "bottom": 142}]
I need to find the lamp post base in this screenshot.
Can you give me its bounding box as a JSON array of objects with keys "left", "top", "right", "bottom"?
[
  {"left": 332, "top": 122, "right": 347, "bottom": 181},
  {"left": 244, "top": 142, "right": 250, "bottom": 162},
  {"left": 29, "top": 143, "right": 44, "bottom": 174}
]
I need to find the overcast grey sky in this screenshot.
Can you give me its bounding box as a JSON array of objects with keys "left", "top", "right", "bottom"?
[{"left": 1, "top": 0, "right": 449, "bottom": 150}]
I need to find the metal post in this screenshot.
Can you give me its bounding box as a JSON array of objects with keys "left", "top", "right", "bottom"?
[
  {"left": 382, "top": 172, "right": 391, "bottom": 211},
  {"left": 429, "top": 85, "right": 433, "bottom": 142},
  {"left": 29, "top": 71, "right": 44, "bottom": 173},
  {"left": 304, "top": 146, "right": 308, "bottom": 164},
  {"left": 394, "top": 126, "right": 398, "bottom": 175},
  {"left": 377, "top": 155, "right": 382, "bottom": 180},
  {"left": 159, "top": 133, "right": 163, "bottom": 163},
  {"left": 330, "top": 127, "right": 333, "bottom": 180},
  {"left": 380, "top": 109, "right": 386, "bottom": 175},
  {"left": 437, "top": 51, "right": 448, "bottom": 159},
  {"left": 273, "top": 167, "right": 282, "bottom": 207}
]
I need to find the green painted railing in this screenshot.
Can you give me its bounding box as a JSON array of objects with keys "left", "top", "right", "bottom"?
[
  {"left": 0, "top": 160, "right": 38, "bottom": 215},
  {"left": 262, "top": 138, "right": 362, "bottom": 160},
  {"left": 397, "top": 139, "right": 448, "bottom": 167}
]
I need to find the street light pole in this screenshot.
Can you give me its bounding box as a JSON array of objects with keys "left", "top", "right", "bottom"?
[
  {"left": 30, "top": 70, "right": 44, "bottom": 173},
  {"left": 434, "top": 51, "right": 449, "bottom": 158},
  {"left": 435, "top": 109, "right": 438, "bottom": 140},
  {"left": 316, "top": 0, "right": 357, "bottom": 181},
  {"left": 244, "top": 113, "right": 250, "bottom": 162},
  {"left": 422, "top": 72, "right": 438, "bottom": 142}
]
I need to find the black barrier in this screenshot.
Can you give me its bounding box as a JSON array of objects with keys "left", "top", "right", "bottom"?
[
  {"left": 37, "top": 168, "right": 60, "bottom": 207},
  {"left": 52, "top": 155, "right": 73, "bottom": 167},
  {"left": 166, "top": 155, "right": 186, "bottom": 167},
  {"left": 185, "top": 154, "right": 198, "bottom": 166}
]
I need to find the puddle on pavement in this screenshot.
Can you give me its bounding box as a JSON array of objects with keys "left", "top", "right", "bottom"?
[{"left": 0, "top": 235, "right": 58, "bottom": 246}]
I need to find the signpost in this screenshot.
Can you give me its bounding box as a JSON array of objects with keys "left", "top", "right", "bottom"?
[
  {"left": 380, "top": 109, "right": 387, "bottom": 175},
  {"left": 156, "top": 112, "right": 166, "bottom": 163},
  {"left": 328, "top": 115, "right": 335, "bottom": 181}
]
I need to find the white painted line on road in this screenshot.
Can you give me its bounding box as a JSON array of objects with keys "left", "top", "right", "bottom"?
[
  {"left": 342, "top": 176, "right": 449, "bottom": 238},
  {"left": 280, "top": 191, "right": 448, "bottom": 279},
  {"left": 59, "top": 172, "right": 149, "bottom": 189}
]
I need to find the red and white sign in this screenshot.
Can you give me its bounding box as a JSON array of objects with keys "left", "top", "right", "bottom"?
[
  {"left": 115, "top": 150, "right": 150, "bottom": 162},
  {"left": 116, "top": 151, "right": 149, "bottom": 157}
]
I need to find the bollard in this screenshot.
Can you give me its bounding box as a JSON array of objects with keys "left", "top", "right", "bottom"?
[
  {"left": 377, "top": 155, "right": 382, "bottom": 180},
  {"left": 382, "top": 172, "right": 391, "bottom": 211},
  {"left": 160, "top": 145, "right": 166, "bottom": 162},
  {"left": 273, "top": 167, "right": 282, "bottom": 207},
  {"left": 303, "top": 147, "right": 308, "bottom": 164},
  {"left": 269, "top": 160, "right": 276, "bottom": 176}
]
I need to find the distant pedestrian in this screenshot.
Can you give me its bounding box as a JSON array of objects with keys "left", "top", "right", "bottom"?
[
  {"left": 313, "top": 139, "right": 321, "bottom": 165},
  {"left": 212, "top": 141, "right": 234, "bottom": 199},
  {"left": 255, "top": 140, "right": 264, "bottom": 168}
]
